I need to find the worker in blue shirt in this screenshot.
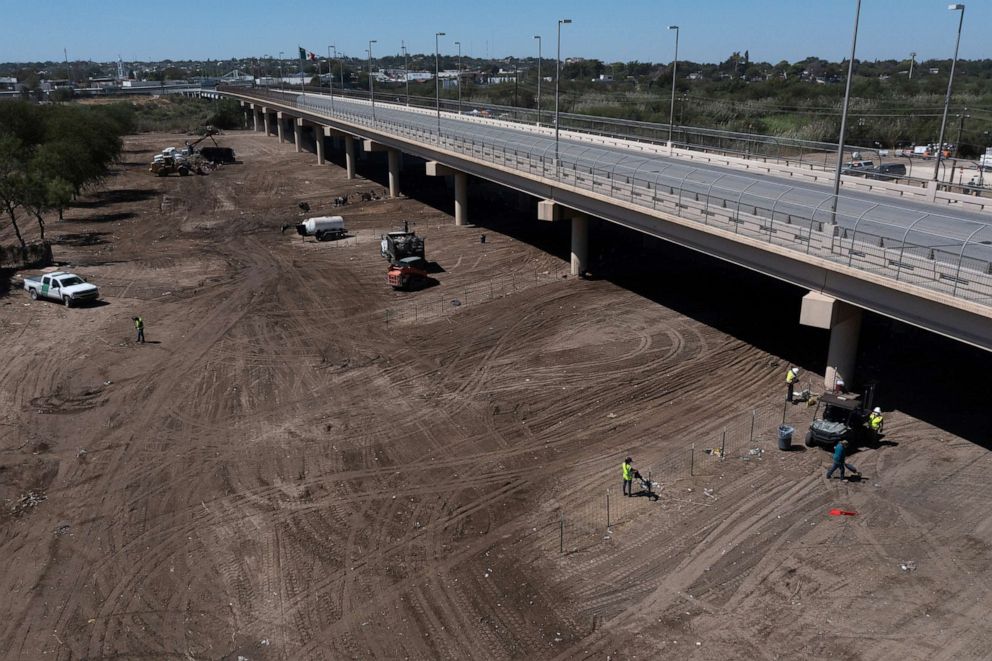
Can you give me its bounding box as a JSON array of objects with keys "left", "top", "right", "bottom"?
[{"left": 826, "top": 440, "right": 859, "bottom": 480}]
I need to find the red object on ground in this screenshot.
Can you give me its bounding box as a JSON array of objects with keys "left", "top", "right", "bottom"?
[{"left": 829, "top": 508, "right": 857, "bottom": 516}]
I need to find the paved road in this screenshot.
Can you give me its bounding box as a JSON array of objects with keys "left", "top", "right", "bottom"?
[{"left": 291, "top": 92, "right": 992, "bottom": 265}]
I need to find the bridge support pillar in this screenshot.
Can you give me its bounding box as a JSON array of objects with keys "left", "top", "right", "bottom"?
[
  {"left": 344, "top": 135, "right": 356, "bottom": 179},
  {"left": 800, "top": 292, "right": 863, "bottom": 391},
  {"left": 454, "top": 172, "right": 468, "bottom": 226},
  {"left": 276, "top": 112, "right": 285, "bottom": 143},
  {"left": 293, "top": 118, "right": 303, "bottom": 153},
  {"left": 426, "top": 162, "right": 468, "bottom": 225},
  {"left": 388, "top": 148, "right": 401, "bottom": 198},
  {"left": 315, "top": 126, "right": 326, "bottom": 164},
  {"left": 262, "top": 109, "right": 271, "bottom": 136},
  {"left": 571, "top": 213, "right": 589, "bottom": 276}
]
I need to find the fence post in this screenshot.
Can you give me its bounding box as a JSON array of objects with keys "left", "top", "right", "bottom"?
[
  {"left": 750, "top": 409, "right": 756, "bottom": 443},
  {"left": 721, "top": 429, "right": 726, "bottom": 458},
  {"left": 560, "top": 511, "right": 564, "bottom": 554},
  {"left": 606, "top": 490, "right": 611, "bottom": 530},
  {"left": 690, "top": 444, "right": 695, "bottom": 476}
]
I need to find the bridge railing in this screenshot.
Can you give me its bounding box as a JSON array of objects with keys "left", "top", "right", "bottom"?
[{"left": 233, "top": 88, "right": 992, "bottom": 309}]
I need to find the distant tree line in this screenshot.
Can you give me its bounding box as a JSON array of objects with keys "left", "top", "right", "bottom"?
[{"left": 0, "top": 101, "right": 134, "bottom": 257}]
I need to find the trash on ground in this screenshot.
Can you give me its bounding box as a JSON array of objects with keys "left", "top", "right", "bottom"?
[
  {"left": 900, "top": 561, "right": 917, "bottom": 571},
  {"left": 829, "top": 508, "right": 857, "bottom": 516}
]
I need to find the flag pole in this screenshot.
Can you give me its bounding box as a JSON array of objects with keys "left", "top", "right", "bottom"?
[{"left": 299, "top": 47, "right": 305, "bottom": 96}]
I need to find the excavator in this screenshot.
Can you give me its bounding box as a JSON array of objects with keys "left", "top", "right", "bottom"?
[{"left": 148, "top": 128, "right": 236, "bottom": 176}]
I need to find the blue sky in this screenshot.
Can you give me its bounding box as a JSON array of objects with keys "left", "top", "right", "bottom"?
[{"left": 1, "top": 0, "right": 988, "bottom": 64}]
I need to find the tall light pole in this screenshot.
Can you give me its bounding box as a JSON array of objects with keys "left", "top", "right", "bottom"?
[
  {"left": 908, "top": 51, "right": 917, "bottom": 79},
  {"left": 934, "top": 3, "right": 966, "bottom": 185},
  {"left": 368, "top": 40, "right": 377, "bottom": 122},
  {"left": 278, "top": 51, "right": 284, "bottom": 86},
  {"left": 402, "top": 41, "right": 410, "bottom": 106},
  {"left": 668, "top": 25, "right": 679, "bottom": 147},
  {"left": 329, "top": 45, "right": 336, "bottom": 111},
  {"left": 455, "top": 41, "right": 462, "bottom": 114},
  {"left": 435, "top": 32, "right": 445, "bottom": 135},
  {"left": 534, "top": 35, "right": 542, "bottom": 126},
  {"left": 555, "top": 18, "right": 571, "bottom": 164},
  {"left": 338, "top": 49, "right": 344, "bottom": 93},
  {"left": 831, "top": 0, "right": 861, "bottom": 216}
]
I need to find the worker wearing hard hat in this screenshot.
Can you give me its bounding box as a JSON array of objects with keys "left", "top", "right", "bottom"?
[
  {"left": 868, "top": 407, "right": 884, "bottom": 441},
  {"left": 786, "top": 367, "right": 799, "bottom": 403},
  {"left": 622, "top": 457, "right": 634, "bottom": 497}
]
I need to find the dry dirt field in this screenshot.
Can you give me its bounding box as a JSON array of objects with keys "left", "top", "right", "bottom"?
[{"left": 1, "top": 130, "right": 991, "bottom": 661}]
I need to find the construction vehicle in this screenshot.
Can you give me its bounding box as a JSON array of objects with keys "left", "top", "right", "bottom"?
[
  {"left": 185, "top": 129, "right": 236, "bottom": 163},
  {"left": 149, "top": 128, "right": 236, "bottom": 176},
  {"left": 804, "top": 388, "right": 876, "bottom": 449},
  {"left": 149, "top": 147, "right": 192, "bottom": 176},
  {"left": 294, "top": 216, "right": 347, "bottom": 241},
  {"left": 387, "top": 256, "right": 431, "bottom": 290},
  {"left": 381, "top": 224, "right": 425, "bottom": 264}
]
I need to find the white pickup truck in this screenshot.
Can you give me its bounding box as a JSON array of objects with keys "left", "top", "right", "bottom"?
[{"left": 22, "top": 272, "right": 100, "bottom": 307}]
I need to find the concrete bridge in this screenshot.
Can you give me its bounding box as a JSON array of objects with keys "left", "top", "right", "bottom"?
[{"left": 208, "top": 86, "right": 992, "bottom": 388}]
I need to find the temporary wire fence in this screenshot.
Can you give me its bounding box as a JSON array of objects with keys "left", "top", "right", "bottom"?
[{"left": 538, "top": 395, "right": 819, "bottom": 556}]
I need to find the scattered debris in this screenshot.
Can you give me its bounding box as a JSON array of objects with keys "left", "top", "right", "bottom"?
[
  {"left": 11, "top": 491, "right": 47, "bottom": 516},
  {"left": 703, "top": 448, "right": 723, "bottom": 457},
  {"left": 747, "top": 447, "right": 763, "bottom": 456},
  {"left": 829, "top": 508, "right": 857, "bottom": 517},
  {"left": 606, "top": 412, "right": 617, "bottom": 419},
  {"left": 900, "top": 561, "right": 917, "bottom": 572},
  {"left": 55, "top": 522, "right": 71, "bottom": 536}
]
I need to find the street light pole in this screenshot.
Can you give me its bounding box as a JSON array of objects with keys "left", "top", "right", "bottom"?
[
  {"left": 934, "top": 3, "right": 966, "bottom": 185},
  {"left": 435, "top": 32, "right": 445, "bottom": 135},
  {"left": 278, "top": 51, "right": 284, "bottom": 87},
  {"left": 402, "top": 41, "right": 410, "bottom": 106},
  {"left": 908, "top": 51, "right": 917, "bottom": 79},
  {"left": 555, "top": 18, "right": 572, "bottom": 164},
  {"left": 668, "top": 25, "right": 679, "bottom": 148},
  {"left": 534, "top": 35, "right": 542, "bottom": 126},
  {"left": 329, "top": 45, "right": 336, "bottom": 111},
  {"left": 455, "top": 41, "right": 462, "bottom": 114},
  {"left": 831, "top": 0, "right": 862, "bottom": 216},
  {"left": 368, "top": 40, "right": 377, "bottom": 122}
]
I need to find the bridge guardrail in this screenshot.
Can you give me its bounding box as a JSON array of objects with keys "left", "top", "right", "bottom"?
[{"left": 227, "top": 87, "right": 992, "bottom": 310}]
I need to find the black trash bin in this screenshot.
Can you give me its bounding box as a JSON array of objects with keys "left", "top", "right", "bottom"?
[{"left": 778, "top": 425, "right": 795, "bottom": 451}]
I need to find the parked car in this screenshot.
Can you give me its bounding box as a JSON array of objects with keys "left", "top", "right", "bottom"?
[
  {"left": 22, "top": 272, "right": 100, "bottom": 307},
  {"left": 842, "top": 160, "right": 875, "bottom": 176},
  {"left": 866, "top": 163, "right": 907, "bottom": 181}
]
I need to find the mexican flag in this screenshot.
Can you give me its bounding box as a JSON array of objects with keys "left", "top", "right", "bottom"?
[{"left": 299, "top": 47, "right": 318, "bottom": 61}]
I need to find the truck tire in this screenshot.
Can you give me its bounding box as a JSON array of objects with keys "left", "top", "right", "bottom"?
[
  {"left": 315, "top": 230, "right": 326, "bottom": 241},
  {"left": 178, "top": 167, "right": 190, "bottom": 176},
  {"left": 64, "top": 296, "right": 72, "bottom": 308},
  {"left": 804, "top": 431, "right": 815, "bottom": 447},
  {"left": 29, "top": 289, "right": 38, "bottom": 301}
]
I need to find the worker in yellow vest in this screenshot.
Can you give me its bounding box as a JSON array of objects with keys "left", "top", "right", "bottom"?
[
  {"left": 786, "top": 367, "right": 799, "bottom": 403},
  {"left": 132, "top": 316, "right": 145, "bottom": 344},
  {"left": 622, "top": 457, "right": 634, "bottom": 497},
  {"left": 868, "top": 407, "right": 884, "bottom": 441}
]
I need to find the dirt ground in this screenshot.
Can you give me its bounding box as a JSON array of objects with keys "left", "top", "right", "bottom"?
[{"left": 2, "top": 130, "right": 992, "bottom": 661}]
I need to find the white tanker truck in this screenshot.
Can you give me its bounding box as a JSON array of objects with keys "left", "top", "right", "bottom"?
[{"left": 285, "top": 216, "right": 347, "bottom": 241}]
